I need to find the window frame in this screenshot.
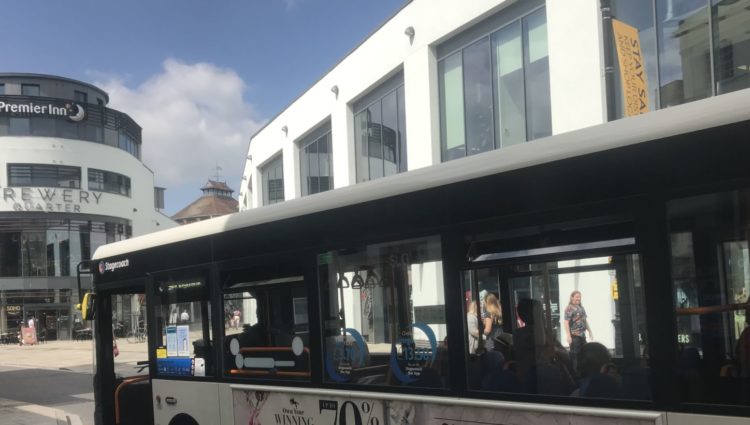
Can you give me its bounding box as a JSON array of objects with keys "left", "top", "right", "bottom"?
[
  {"left": 7, "top": 163, "right": 82, "bottom": 189},
  {"left": 88, "top": 168, "right": 132, "bottom": 197},
  {"left": 437, "top": 2, "right": 550, "bottom": 161},
  {"left": 299, "top": 121, "right": 333, "bottom": 197},
  {"left": 353, "top": 72, "right": 408, "bottom": 182},
  {"left": 261, "top": 155, "right": 285, "bottom": 206}
]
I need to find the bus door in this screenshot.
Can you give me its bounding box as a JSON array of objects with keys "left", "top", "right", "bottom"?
[
  {"left": 461, "top": 220, "right": 652, "bottom": 400},
  {"left": 91, "top": 282, "right": 152, "bottom": 425}
]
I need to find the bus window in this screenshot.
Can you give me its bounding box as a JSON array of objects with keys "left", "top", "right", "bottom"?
[
  {"left": 111, "top": 293, "right": 148, "bottom": 379},
  {"left": 464, "top": 222, "right": 650, "bottom": 400},
  {"left": 152, "top": 277, "right": 213, "bottom": 378},
  {"left": 668, "top": 188, "right": 750, "bottom": 406},
  {"left": 222, "top": 276, "right": 310, "bottom": 380},
  {"left": 319, "top": 236, "right": 447, "bottom": 388}
]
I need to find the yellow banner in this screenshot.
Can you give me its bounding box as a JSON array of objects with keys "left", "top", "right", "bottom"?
[{"left": 612, "top": 19, "right": 649, "bottom": 116}]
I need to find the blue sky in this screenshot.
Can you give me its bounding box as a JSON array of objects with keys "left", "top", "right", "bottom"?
[{"left": 4, "top": 0, "right": 406, "bottom": 215}]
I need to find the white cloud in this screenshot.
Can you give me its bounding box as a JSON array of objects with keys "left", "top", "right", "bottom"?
[{"left": 96, "top": 59, "right": 264, "bottom": 208}]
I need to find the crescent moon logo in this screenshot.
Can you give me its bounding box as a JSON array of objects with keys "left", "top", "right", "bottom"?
[{"left": 68, "top": 103, "right": 86, "bottom": 122}]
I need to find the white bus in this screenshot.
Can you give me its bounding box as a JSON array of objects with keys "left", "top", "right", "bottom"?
[{"left": 86, "top": 89, "right": 750, "bottom": 425}]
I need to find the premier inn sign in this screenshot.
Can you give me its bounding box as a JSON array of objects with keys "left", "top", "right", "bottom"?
[
  {"left": 0, "top": 100, "right": 86, "bottom": 122},
  {"left": 1, "top": 186, "right": 103, "bottom": 213}
]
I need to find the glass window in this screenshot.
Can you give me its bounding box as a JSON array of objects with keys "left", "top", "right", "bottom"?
[
  {"left": 523, "top": 8, "right": 552, "bottom": 140},
  {"left": 463, "top": 222, "right": 650, "bottom": 400},
  {"left": 439, "top": 52, "right": 466, "bottom": 160},
  {"left": 667, "top": 188, "right": 750, "bottom": 406},
  {"left": 439, "top": 6, "right": 551, "bottom": 161},
  {"left": 74, "top": 90, "right": 88, "bottom": 103},
  {"left": 262, "top": 155, "right": 284, "bottom": 205},
  {"left": 8, "top": 164, "right": 81, "bottom": 188},
  {"left": 712, "top": 0, "right": 750, "bottom": 95},
  {"left": 320, "top": 236, "right": 448, "bottom": 388},
  {"left": 112, "top": 293, "right": 149, "bottom": 377},
  {"left": 9, "top": 118, "right": 30, "bottom": 135},
  {"left": 0, "top": 83, "right": 5, "bottom": 95},
  {"left": 21, "top": 84, "right": 40, "bottom": 96},
  {"left": 88, "top": 168, "right": 131, "bottom": 196},
  {"left": 153, "top": 277, "right": 213, "bottom": 378},
  {"left": 354, "top": 82, "right": 407, "bottom": 182},
  {"left": 657, "top": 0, "right": 711, "bottom": 106},
  {"left": 610, "top": 0, "right": 750, "bottom": 115},
  {"left": 299, "top": 123, "right": 333, "bottom": 197},
  {"left": 492, "top": 21, "right": 526, "bottom": 148},
  {"left": 222, "top": 275, "right": 310, "bottom": 380},
  {"left": 464, "top": 37, "right": 495, "bottom": 156}
]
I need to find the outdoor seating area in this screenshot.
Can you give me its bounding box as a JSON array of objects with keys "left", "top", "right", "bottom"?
[
  {"left": 0, "top": 332, "right": 19, "bottom": 345},
  {"left": 74, "top": 328, "right": 93, "bottom": 341}
]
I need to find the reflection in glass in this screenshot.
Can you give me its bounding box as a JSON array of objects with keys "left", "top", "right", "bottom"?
[
  {"left": 439, "top": 7, "right": 550, "bottom": 161},
  {"left": 354, "top": 85, "right": 407, "bottom": 182},
  {"left": 464, "top": 37, "right": 495, "bottom": 156},
  {"left": 712, "top": 0, "right": 750, "bottom": 94},
  {"left": 656, "top": 0, "right": 711, "bottom": 106},
  {"left": 493, "top": 21, "right": 526, "bottom": 147},
  {"left": 523, "top": 8, "right": 552, "bottom": 140},
  {"left": 300, "top": 130, "right": 333, "bottom": 196},
  {"left": 320, "top": 236, "right": 447, "bottom": 388},
  {"left": 262, "top": 156, "right": 284, "bottom": 205},
  {"left": 439, "top": 52, "right": 466, "bottom": 160},
  {"left": 668, "top": 188, "right": 750, "bottom": 406}
]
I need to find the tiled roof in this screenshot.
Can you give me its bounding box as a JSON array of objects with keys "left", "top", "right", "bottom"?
[{"left": 171, "top": 195, "right": 238, "bottom": 222}]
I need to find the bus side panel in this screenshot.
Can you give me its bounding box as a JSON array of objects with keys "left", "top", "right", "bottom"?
[{"left": 152, "top": 379, "right": 221, "bottom": 425}]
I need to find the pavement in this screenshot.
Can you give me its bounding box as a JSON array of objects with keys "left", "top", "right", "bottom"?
[{"left": 0, "top": 338, "right": 148, "bottom": 425}]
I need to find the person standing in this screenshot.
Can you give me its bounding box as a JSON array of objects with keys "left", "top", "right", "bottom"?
[
  {"left": 482, "top": 293, "right": 503, "bottom": 351},
  {"left": 564, "top": 290, "right": 593, "bottom": 367},
  {"left": 466, "top": 301, "right": 481, "bottom": 354}
]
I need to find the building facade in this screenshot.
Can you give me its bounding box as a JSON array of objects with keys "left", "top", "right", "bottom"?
[
  {"left": 0, "top": 73, "right": 174, "bottom": 341},
  {"left": 240, "top": 0, "right": 750, "bottom": 208}
]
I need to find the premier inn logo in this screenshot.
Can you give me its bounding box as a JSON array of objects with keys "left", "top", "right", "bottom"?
[{"left": 0, "top": 100, "right": 86, "bottom": 122}]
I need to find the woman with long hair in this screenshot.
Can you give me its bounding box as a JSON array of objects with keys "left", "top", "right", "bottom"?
[
  {"left": 482, "top": 293, "right": 503, "bottom": 351},
  {"left": 564, "top": 290, "right": 593, "bottom": 366}
]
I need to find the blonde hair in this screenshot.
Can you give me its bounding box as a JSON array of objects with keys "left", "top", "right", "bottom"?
[{"left": 485, "top": 293, "right": 502, "bottom": 325}]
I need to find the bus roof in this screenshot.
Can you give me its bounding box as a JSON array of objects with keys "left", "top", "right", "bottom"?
[{"left": 93, "top": 88, "right": 750, "bottom": 261}]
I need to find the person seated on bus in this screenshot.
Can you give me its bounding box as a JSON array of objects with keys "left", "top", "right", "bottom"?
[
  {"left": 480, "top": 350, "right": 521, "bottom": 392},
  {"left": 513, "top": 298, "right": 574, "bottom": 395},
  {"left": 572, "top": 342, "right": 623, "bottom": 398},
  {"left": 512, "top": 299, "right": 546, "bottom": 381}
]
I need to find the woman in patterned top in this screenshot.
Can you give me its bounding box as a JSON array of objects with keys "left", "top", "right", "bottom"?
[{"left": 564, "top": 290, "right": 593, "bottom": 367}]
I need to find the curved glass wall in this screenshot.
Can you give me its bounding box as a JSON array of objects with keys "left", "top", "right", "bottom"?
[
  {"left": 0, "top": 217, "right": 130, "bottom": 278},
  {"left": 0, "top": 95, "right": 142, "bottom": 159}
]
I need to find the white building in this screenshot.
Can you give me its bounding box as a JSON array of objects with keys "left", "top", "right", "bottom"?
[
  {"left": 240, "top": 0, "right": 749, "bottom": 207},
  {"left": 238, "top": 0, "right": 749, "bottom": 359},
  {"left": 0, "top": 73, "right": 175, "bottom": 341}
]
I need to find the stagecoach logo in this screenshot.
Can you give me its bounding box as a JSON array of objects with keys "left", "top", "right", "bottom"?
[
  {"left": 99, "top": 259, "right": 129, "bottom": 274},
  {"left": 0, "top": 100, "right": 86, "bottom": 122}
]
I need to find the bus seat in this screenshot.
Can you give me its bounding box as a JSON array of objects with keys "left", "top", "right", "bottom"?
[{"left": 115, "top": 377, "right": 152, "bottom": 425}]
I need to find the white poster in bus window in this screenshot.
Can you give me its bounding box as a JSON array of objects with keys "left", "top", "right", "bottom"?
[
  {"left": 177, "top": 325, "right": 190, "bottom": 357},
  {"left": 166, "top": 326, "right": 178, "bottom": 357},
  {"left": 232, "top": 389, "right": 385, "bottom": 425}
]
